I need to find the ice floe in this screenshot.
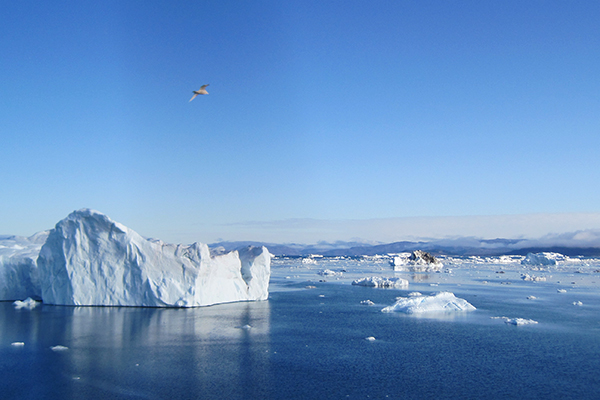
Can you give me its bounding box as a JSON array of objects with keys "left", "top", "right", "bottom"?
[
  {"left": 492, "top": 317, "right": 538, "bottom": 326},
  {"left": 352, "top": 277, "right": 409, "bottom": 289},
  {"left": 360, "top": 300, "right": 375, "bottom": 306},
  {"left": 318, "top": 269, "right": 342, "bottom": 277},
  {"left": 521, "top": 273, "right": 547, "bottom": 282},
  {"left": 381, "top": 292, "right": 476, "bottom": 314},
  {"left": 13, "top": 297, "right": 40, "bottom": 309},
  {"left": 50, "top": 345, "right": 69, "bottom": 351}
]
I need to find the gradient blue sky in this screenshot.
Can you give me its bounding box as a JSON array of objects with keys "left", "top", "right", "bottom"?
[{"left": 2, "top": 1, "right": 599, "bottom": 244}]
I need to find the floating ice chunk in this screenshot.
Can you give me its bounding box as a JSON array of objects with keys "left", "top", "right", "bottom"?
[
  {"left": 521, "top": 274, "right": 546, "bottom": 282},
  {"left": 50, "top": 345, "right": 69, "bottom": 351},
  {"left": 407, "top": 292, "right": 422, "bottom": 297},
  {"left": 527, "top": 296, "right": 537, "bottom": 300},
  {"left": 360, "top": 300, "right": 375, "bottom": 306},
  {"left": 573, "top": 301, "right": 583, "bottom": 306},
  {"left": 365, "top": 336, "right": 376, "bottom": 341},
  {"left": 557, "top": 289, "right": 567, "bottom": 293},
  {"left": 318, "top": 269, "right": 342, "bottom": 277},
  {"left": 352, "top": 277, "right": 408, "bottom": 289},
  {"left": 493, "top": 317, "right": 538, "bottom": 326},
  {"left": 11, "top": 342, "right": 25, "bottom": 347},
  {"left": 381, "top": 292, "right": 476, "bottom": 314},
  {"left": 13, "top": 297, "right": 40, "bottom": 309},
  {"left": 240, "top": 325, "right": 252, "bottom": 330}
]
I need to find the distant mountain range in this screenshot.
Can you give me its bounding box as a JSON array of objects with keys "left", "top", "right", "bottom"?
[{"left": 210, "top": 235, "right": 600, "bottom": 257}]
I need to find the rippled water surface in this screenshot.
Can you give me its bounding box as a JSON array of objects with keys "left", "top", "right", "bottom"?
[{"left": 2, "top": 257, "right": 600, "bottom": 399}]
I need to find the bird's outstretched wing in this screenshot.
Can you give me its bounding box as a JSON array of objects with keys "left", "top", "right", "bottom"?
[
  {"left": 189, "top": 93, "right": 199, "bottom": 102},
  {"left": 200, "top": 84, "right": 209, "bottom": 89}
]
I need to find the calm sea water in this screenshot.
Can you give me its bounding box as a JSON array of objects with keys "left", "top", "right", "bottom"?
[{"left": 2, "top": 258, "right": 600, "bottom": 399}]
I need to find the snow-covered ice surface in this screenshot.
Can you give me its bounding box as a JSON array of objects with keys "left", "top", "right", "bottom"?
[{"left": 2, "top": 251, "right": 600, "bottom": 399}]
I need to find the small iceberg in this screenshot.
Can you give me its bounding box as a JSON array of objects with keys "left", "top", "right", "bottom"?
[
  {"left": 391, "top": 250, "right": 442, "bottom": 272},
  {"left": 365, "top": 336, "right": 376, "bottom": 342},
  {"left": 13, "top": 298, "right": 40, "bottom": 309},
  {"left": 493, "top": 317, "right": 538, "bottom": 326},
  {"left": 573, "top": 301, "right": 583, "bottom": 306},
  {"left": 50, "top": 345, "right": 69, "bottom": 351},
  {"left": 352, "top": 277, "right": 408, "bottom": 289},
  {"left": 318, "top": 269, "right": 342, "bottom": 277},
  {"left": 11, "top": 342, "right": 25, "bottom": 347},
  {"left": 521, "top": 252, "right": 568, "bottom": 266},
  {"left": 521, "top": 274, "right": 546, "bottom": 282},
  {"left": 381, "top": 292, "right": 475, "bottom": 314},
  {"left": 360, "top": 300, "right": 375, "bottom": 306}
]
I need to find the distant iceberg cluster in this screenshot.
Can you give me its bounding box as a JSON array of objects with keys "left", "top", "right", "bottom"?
[
  {"left": 1, "top": 209, "right": 271, "bottom": 307},
  {"left": 381, "top": 292, "right": 476, "bottom": 314}
]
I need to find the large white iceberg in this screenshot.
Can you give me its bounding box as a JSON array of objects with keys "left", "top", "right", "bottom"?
[
  {"left": 381, "top": 292, "right": 476, "bottom": 314},
  {"left": 3, "top": 209, "right": 271, "bottom": 307}
]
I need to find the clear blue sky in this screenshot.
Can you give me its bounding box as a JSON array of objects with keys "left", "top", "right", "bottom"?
[{"left": 2, "top": 1, "right": 599, "bottom": 244}]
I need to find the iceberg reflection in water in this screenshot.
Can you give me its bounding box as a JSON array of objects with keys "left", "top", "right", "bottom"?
[{"left": 1, "top": 301, "right": 272, "bottom": 400}]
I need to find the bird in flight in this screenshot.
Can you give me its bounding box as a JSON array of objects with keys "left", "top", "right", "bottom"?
[{"left": 189, "top": 84, "right": 209, "bottom": 102}]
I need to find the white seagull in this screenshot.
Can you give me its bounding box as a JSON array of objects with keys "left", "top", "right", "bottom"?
[{"left": 189, "top": 84, "right": 209, "bottom": 101}]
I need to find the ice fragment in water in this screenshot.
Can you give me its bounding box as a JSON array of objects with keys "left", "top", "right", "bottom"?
[{"left": 381, "top": 292, "right": 475, "bottom": 314}]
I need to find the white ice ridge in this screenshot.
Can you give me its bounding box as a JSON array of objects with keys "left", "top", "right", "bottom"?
[
  {"left": 381, "top": 292, "right": 476, "bottom": 314},
  {"left": 5, "top": 209, "right": 271, "bottom": 307},
  {"left": 352, "top": 276, "right": 409, "bottom": 289}
]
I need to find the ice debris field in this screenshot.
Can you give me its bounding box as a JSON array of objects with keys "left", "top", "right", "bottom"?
[
  {"left": 2, "top": 209, "right": 600, "bottom": 326},
  {"left": 269, "top": 250, "right": 600, "bottom": 327}
]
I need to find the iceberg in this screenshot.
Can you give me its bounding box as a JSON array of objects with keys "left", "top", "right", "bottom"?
[
  {"left": 391, "top": 250, "right": 442, "bottom": 272},
  {"left": 13, "top": 297, "right": 40, "bottom": 309},
  {"left": 0, "top": 232, "right": 48, "bottom": 301},
  {"left": 521, "top": 252, "right": 568, "bottom": 266},
  {"left": 381, "top": 292, "right": 476, "bottom": 314},
  {"left": 521, "top": 273, "right": 547, "bottom": 282},
  {"left": 4, "top": 209, "right": 270, "bottom": 307},
  {"left": 352, "top": 276, "right": 409, "bottom": 289}
]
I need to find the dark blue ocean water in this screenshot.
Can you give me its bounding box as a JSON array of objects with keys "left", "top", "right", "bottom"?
[{"left": 2, "top": 262, "right": 600, "bottom": 399}]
